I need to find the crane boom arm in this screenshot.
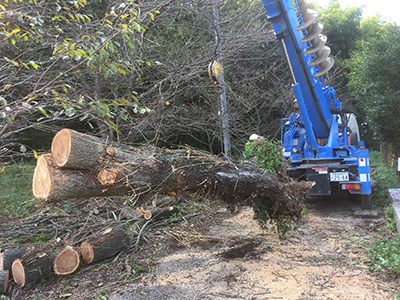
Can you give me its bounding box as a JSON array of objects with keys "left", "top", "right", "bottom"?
[{"left": 262, "top": 0, "right": 340, "bottom": 140}]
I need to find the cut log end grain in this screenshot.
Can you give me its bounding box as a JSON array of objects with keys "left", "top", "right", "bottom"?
[
  {"left": 80, "top": 242, "right": 94, "bottom": 264},
  {"left": 54, "top": 246, "right": 81, "bottom": 275},
  {"left": 97, "top": 170, "right": 117, "bottom": 185},
  {"left": 51, "top": 129, "right": 71, "bottom": 168},
  {"left": 32, "top": 155, "right": 51, "bottom": 199},
  {"left": 106, "top": 146, "right": 115, "bottom": 156},
  {"left": 11, "top": 259, "right": 24, "bottom": 287},
  {"left": 0, "top": 270, "right": 9, "bottom": 295}
]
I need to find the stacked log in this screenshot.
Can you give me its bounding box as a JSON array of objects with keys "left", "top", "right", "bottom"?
[
  {"left": 32, "top": 128, "right": 311, "bottom": 220},
  {"left": 81, "top": 228, "right": 130, "bottom": 264},
  {"left": 11, "top": 252, "right": 51, "bottom": 287}
]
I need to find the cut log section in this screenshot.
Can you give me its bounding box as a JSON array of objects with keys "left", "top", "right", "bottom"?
[
  {"left": 53, "top": 246, "right": 80, "bottom": 275},
  {"left": 81, "top": 229, "right": 130, "bottom": 264},
  {"left": 51, "top": 128, "right": 105, "bottom": 169},
  {"left": 0, "top": 270, "right": 9, "bottom": 295},
  {"left": 32, "top": 154, "right": 129, "bottom": 201},
  {"left": 12, "top": 253, "right": 51, "bottom": 287},
  {"left": 0, "top": 246, "right": 31, "bottom": 273}
]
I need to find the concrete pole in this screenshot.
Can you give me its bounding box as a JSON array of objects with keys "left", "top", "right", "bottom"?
[{"left": 214, "top": 0, "right": 232, "bottom": 158}]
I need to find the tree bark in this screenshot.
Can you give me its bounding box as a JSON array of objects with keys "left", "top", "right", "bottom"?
[
  {"left": 81, "top": 228, "right": 130, "bottom": 264},
  {"left": 34, "top": 129, "right": 312, "bottom": 219},
  {"left": 11, "top": 253, "right": 51, "bottom": 287},
  {"left": 0, "top": 270, "right": 9, "bottom": 295},
  {"left": 0, "top": 246, "right": 31, "bottom": 274},
  {"left": 53, "top": 246, "right": 80, "bottom": 275}
]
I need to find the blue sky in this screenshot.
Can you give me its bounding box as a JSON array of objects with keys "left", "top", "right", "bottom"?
[{"left": 310, "top": 0, "right": 400, "bottom": 24}]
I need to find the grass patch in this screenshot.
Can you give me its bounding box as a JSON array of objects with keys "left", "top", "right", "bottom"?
[
  {"left": 367, "top": 151, "right": 400, "bottom": 298},
  {"left": 0, "top": 159, "right": 39, "bottom": 218}
]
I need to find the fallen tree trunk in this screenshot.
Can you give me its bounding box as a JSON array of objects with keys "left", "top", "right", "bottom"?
[
  {"left": 53, "top": 246, "right": 80, "bottom": 275},
  {"left": 33, "top": 129, "right": 312, "bottom": 220},
  {"left": 81, "top": 228, "right": 130, "bottom": 264},
  {"left": 12, "top": 252, "right": 51, "bottom": 287}
]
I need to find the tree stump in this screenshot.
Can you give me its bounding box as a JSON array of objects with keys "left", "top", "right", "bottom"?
[
  {"left": 53, "top": 246, "right": 80, "bottom": 275},
  {"left": 0, "top": 270, "right": 9, "bottom": 294},
  {"left": 81, "top": 229, "right": 130, "bottom": 264},
  {"left": 12, "top": 253, "right": 51, "bottom": 287}
]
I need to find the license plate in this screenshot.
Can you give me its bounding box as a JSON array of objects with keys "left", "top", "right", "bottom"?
[{"left": 330, "top": 171, "right": 349, "bottom": 182}]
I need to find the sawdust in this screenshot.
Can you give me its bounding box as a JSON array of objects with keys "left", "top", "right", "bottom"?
[{"left": 112, "top": 196, "right": 395, "bottom": 300}]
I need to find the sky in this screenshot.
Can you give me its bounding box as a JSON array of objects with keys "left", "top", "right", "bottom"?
[{"left": 310, "top": 0, "right": 400, "bottom": 24}]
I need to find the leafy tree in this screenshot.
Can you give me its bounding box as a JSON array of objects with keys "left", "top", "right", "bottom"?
[
  {"left": 0, "top": 0, "right": 167, "bottom": 154},
  {"left": 317, "top": 0, "right": 362, "bottom": 60},
  {"left": 347, "top": 25, "right": 400, "bottom": 153},
  {"left": 0, "top": 0, "right": 295, "bottom": 160}
]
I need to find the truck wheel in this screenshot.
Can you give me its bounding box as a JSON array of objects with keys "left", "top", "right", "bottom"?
[{"left": 350, "top": 132, "right": 358, "bottom": 146}]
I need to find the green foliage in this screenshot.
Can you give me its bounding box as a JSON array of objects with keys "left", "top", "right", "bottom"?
[
  {"left": 0, "top": 161, "right": 39, "bottom": 217},
  {"left": 0, "top": 0, "right": 156, "bottom": 140},
  {"left": 366, "top": 151, "right": 400, "bottom": 278},
  {"left": 347, "top": 25, "right": 400, "bottom": 149},
  {"left": 369, "top": 151, "right": 400, "bottom": 206},
  {"left": 384, "top": 206, "right": 397, "bottom": 234},
  {"left": 242, "top": 138, "right": 285, "bottom": 174},
  {"left": 367, "top": 236, "right": 400, "bottom": 275},
  {"left": 318, "top": 0, "right": 363, "bottom": 60}
]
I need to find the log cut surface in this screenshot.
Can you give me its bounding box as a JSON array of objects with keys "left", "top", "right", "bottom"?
[{"left": 54, "top": 246, "right": 80, "bottom": 275}]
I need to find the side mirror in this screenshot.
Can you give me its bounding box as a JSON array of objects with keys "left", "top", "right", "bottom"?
[{"left": 360, "top": 122, "right": 368, "bottom": 134}]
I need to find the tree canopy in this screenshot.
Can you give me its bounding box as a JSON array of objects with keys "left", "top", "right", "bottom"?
[
  {"left": 0, "top": 0, "right": 294, "bottom": 159},
  {"left": 347, "top": 25, "right": 400, "bottom": 152},
  {"left": 0, "top": 0, "right": 399, "bottom": 160}
]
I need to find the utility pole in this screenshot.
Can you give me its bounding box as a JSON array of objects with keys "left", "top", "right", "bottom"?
[{"left": 211, "top": 0, "right": 231, "bottom": 158}]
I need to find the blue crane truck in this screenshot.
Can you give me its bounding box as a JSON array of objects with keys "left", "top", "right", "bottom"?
[{"left": 261, "top": 0, "right": 372, "bottom": 209}]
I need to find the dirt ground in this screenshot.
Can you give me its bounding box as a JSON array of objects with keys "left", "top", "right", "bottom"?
[{"left": 9, "top": 195, "right": 399, "bottom": 300}]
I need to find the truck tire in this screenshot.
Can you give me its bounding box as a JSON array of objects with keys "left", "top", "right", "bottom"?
[{"left": 350, "top": 132, "right": 358, "bottom": 146}]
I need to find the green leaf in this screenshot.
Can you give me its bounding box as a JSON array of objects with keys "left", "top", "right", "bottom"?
[
  {"left": 38, "top": 107, "right": 49, "bottom": 117},
  {"left": 0, "top": 96, "right": 6, "bottom": 105},
  {"left": 80, "top": 113, "right": 89, "bottom": 121},
  {"left": 60, "top": 294, "right": 72, "bottom": 297},
  {"left": 102, "top": 103, "right": 110, "bottom": 114}
]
